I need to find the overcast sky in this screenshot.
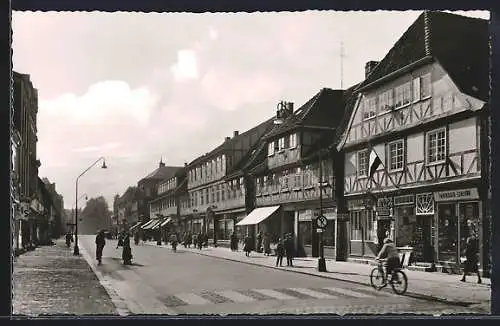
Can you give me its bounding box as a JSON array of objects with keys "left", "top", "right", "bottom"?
[{"left": 12, "top": 10, "right": 489, "bottom": 209}]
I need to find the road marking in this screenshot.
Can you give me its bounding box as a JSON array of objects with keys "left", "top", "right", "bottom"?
[
  {"left": 288, "top": 288, "right": 339, "bottom": 299},
  {"left": 252, "top": 289, "right": 296, "bottom": 300},
  {"left": 215, "top": 290, "right": 256, "bottom": 303},
  {"left": 175, "top": 293, "right": 212, "bottom": 305},
  {"left": 322, "top": 287, "right": 373, "bottom": 298}
]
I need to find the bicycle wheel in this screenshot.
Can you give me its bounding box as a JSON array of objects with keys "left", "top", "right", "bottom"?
[
  {"left": 370, "top": 267, "right": 386, "bottom": 290},
  {"left": 390, "top": 270, "right": 408, "bottom": 295}
]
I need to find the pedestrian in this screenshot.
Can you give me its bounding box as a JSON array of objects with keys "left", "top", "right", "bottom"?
[
  {"left": 230, "top": 232, "right": 238, "bottom": 251},
  {"left": 198, "top": 232, "right": 203, "bottom": 250},
  {"left": 263, "top": 232, "right": 271, "bottom": 256},
  {"left": 461, "top": 235, "right": 482, "bottom": 284},
  {"left": 122, "top": 232, "right": 133, "bottom": 265},
  {"left": 275, "top": 238, "right": 285, "bottom": 267},
  {"left": 192, "top": 233, "right": 198, "bottom": 249},
  {"left": 95, "top": 229, "right": 106, "bottom": 265},
  {"left": 134, "top": 231, "right": 140, "bottom": 246},
  {"left": 244, "top": 235, "right": 253, "bottom": 257},
  {"left": 256, "top": 231, "right": 263, "bottom": 253},
  {"left": 284, "top": 234, "right": 294, "bottom": 267},
  {"left": 116, "top": 232, "right": 124, "bottom": 248}
]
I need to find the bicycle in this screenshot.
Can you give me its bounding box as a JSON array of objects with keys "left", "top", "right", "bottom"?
[{"left": 370, "top": 259, "right": 408, "bottom": 295}]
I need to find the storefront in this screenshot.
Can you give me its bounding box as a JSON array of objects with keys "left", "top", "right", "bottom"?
[
  {"left": 434, "top": 188, "right": 481, "bottom": 267},
  {"left": 347, "top": 197, "right": 377, "bottom": 257},
  {"left": 297, "top": 208, "right": 336, "bottom": 257},
  {"left": 215, "top": 213, "right": 236, "bottom": 240}
]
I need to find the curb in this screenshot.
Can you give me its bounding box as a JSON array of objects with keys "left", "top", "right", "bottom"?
[
  {"left": 78, "top": 241, "right": 131, "bottom": 316},
  {"left": 160, "top": 244, "right": 483, "bottom": 308}
]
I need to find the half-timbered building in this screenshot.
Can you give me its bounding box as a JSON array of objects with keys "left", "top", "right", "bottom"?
[
  {"left": 336, "top": 11, "right": 490, "bottom": 275},
  {"left": 241, "top": 89, "right": 347, "bottom": 258}
]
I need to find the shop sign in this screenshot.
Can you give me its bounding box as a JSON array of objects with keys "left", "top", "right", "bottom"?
[
  {"left": 347, "top": 199, "right": 366, "bottom": 210},
  {"left": 434, "top": 188, "right": 479, "bottom": 202},
  {"left": 298, "top": 210, "right": 313, "bottom": 222},
  {"left": 394, "top": 195, "right": 415, "bottom": 206},
  {"left": 20, "top": 203, "right": 30, "bottom": 220}
]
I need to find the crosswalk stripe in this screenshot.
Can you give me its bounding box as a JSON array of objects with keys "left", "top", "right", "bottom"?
[
  {"left": 252, "top": 289, "right": 296, "bottom": 300},
  {"left": 322, "top": 287, "right": 373, "bottom": 298},
  {"left": 174, "top": 292, "right": 212, "bottom": 305},
  {"left": 215, "top": 290, "right": 256, "bottom": 303},
  {"left": 289, "top": 288, "right": 339, "bottom": 299}
]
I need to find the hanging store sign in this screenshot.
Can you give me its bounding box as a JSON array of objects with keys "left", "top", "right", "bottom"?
[
  {"left": 434, "top": 188, "right": 479, "bottom": 202},
  {"left": 20, "top": 203, "right": 30, "bottom": 220}
]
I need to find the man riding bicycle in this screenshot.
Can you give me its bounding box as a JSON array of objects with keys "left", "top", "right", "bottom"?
[{"left": 375, "top": 237, "right": 401, "bottom": 281}]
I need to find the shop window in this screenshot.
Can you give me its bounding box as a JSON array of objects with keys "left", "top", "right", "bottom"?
[
  {"left": 395, "top": 205, "right": 416, "bottom": 247},
  {"left": 299, "top": 221, "right": 312, "bottom": 245},
  {"left": 427, "top": 128, "right": 447, "bottom": 164},
  {"left": 350, "top": 211, "right": 362, "bottom": 241},
  {"left": 388, "top": 140, "right": 404, "bottom": 171},
  {"left": 357, "top": 150, "right": 369, "bottom": 177},
  {"left": 323, "top": 221, "right": 335, "bottom": 247}
]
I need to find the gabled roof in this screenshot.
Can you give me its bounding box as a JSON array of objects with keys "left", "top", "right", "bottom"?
[
  {"left": 357, "top": 11, "right": 489, "bottom": 102},
  {"left": 188, "top": 117, "right": 275, "bottom": 168},
  {"left": 139, "top": 165, "right": 183, "bottom": 183},
  {"left": 265, "top": 88, "right": 345, "bottom": 140}
]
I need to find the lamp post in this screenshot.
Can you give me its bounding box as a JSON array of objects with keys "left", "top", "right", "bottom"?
[
  {"left": 73, "top": 156, "right": 107, "bottom": 256},
  {"left": 317, "top": 150, "right": 327, "bottom": 272}
]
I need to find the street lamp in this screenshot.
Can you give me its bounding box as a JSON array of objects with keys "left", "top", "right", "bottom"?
[
  {"left": 73, "top": 156, "right": 107, "bottom": 256},
  {"left": 317, "top": 150, "right": 329, "bottom": 272}
]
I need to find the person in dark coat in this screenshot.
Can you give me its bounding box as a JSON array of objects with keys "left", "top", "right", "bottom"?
[
  {"left": 198, "top": 232, "right": 204, "bottom": 250},
  {"left": 134, "top": 231, "right": 140, "bottom": 245},
  {"left": 122, "top": 232, "right": 133, "bottom": 265},
  {"left": 230, "top": 232, "right": 238, "bottom": 251},
  {"left": 192, "top": 233, "right": 198, "bottom": 249},
  {"left": 276, "top": 238, "right": 285, "bottom": 267},
  {"left": 461, "top": 235, "right": 482, "bottom": 284},
  {"left": 244, "top": 235, "right": 253, "bottom": 257},
  {"left": 95, "top": 230, "right": 106, "bottom": 265},
  {"left": 263, "top": 233, "right": 271, "bottom": 256},
  {"left": 116, "top": 232, "right": 124, "bottom": 248},
  {"left": 256, "top": 231, "right": 263, "bottom": 253},
  {"left": 284, "top": 234, "right": 294, "bottom": 267}
]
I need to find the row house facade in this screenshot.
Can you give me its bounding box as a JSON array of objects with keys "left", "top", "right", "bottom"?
[
  {"left": 148, "top": 166, "right": 187, "bottom": 236},
  {"left": 185, "top": 121, "right": 274, "bottom": 245},
  {"left": 12, "top": 72, "right": 42, "bottom": 253},
  {"left": 116, "top": 186, "right": 143, "bottom": 228},
  {"left": 41, "top": 177, "right": 65, "bottom": 240},
  {"left": 243, "top": 88, "right": 348, "bottom": 258},
  {"left": 336, "top": 12, "right": 490, "bottom": 275}
]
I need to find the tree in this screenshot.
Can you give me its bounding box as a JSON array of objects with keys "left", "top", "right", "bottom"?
[{"left": 80, "top": 196, "right": 112, "bottom": 234}]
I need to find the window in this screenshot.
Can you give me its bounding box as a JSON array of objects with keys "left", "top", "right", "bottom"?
[
  {"left": 284, "top": 135, "right": 290, "bottom": 148},
  {"left": 279, "top": 138, "right": 285, "bottom": 151},
  {"left": 221, "top": 184, "right": 225, "bottom": 201},
  {"left": 421, "top": 74, "right": 431, "bottom": 99},
  {"left": 357, "top": 150, "right": 369, "bottom": 177},
  {"left": 268, "top": 143, "right": 274, "bottom": 156},
  {"left": 395, "top": 82, "right": 412, "bottom": 108},
  {"left": 427, "top": 128, "right": 446, "bottom": 164},
  {"left": 413, "top": 77, "right": 421, "bottom": 102},
  {"left": 378, "top": 90, "right": 394, "bottom": 113},
  {"left": 363, "top": 97, "right": 376, "bottom": 120},
  {"left": 388, "top": 140, "right": 404, "bottom": 171},
  {"left": 221, "top": 155, "right": 226, "bottom": 172},
  {"left": 290, "top": 133, "right": 297, "bottom": 148},
  {"left": 200, "top": 190, "right": 204, "bottom": 205}
]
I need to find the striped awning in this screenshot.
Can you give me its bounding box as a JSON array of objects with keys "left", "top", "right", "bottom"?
[
  {"left": 129, "top": 221, "right": 143, "bottom": 232},
  {"left": 149, "top": 219, "right": 163, "bottom": 230},
  {"left": 160, "top": 217, "right": 172, "bottom": 228},
  {"left": 141, "top": 219, "right": 156, "bottom": 230}
]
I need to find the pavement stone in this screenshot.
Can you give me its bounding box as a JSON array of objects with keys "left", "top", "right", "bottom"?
[
  {"left": 144, "top": 242, "right": 491, "bottom": 311},
  {"left": 12, "top": 239, "right": 118, "bottom": 316}
]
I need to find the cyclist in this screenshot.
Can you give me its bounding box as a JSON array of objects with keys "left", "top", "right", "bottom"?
[{"left": 375, "top": 237, "right": 401, "bottom": 282}]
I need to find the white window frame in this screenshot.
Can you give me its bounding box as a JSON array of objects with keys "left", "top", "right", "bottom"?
[
  {"left": 290, "top": 133, "right": 297, "bottom": 149},
  {"left": 420, "top": 73, "right": 432, "bottom": 99},
  {"left": 268, "top": 142, "right": 274, "bottom": 156},
  {"left": 357, "top": 150, "right": 369, "bottom": 177},
  {"left": 426, "top": 127, "right": 447, "bottom": 165},
  {"left": 278, "top": 137, "right": 285, "bottom": 151},
  {"left": 388, "top": 140, "right": 404, "bottom": 172},
  {"left": 413, "top": 77, "right": 421, "bottom": 103},
  {"left": 378, "top": 89, "right": 394, "bottom": 115}
]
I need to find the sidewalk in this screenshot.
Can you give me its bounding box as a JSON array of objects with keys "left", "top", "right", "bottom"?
[
  {"left": 146, "top": 241, "right": 491, "bottom": 312},
  {"left": 12, "top": 239, "right": 118, "bottom": 316}
]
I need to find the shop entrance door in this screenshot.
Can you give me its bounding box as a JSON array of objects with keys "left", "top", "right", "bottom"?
[
  {"left": 415, "top": 215, "right": 433, "bottom": 262},
  {"left": 437, "top": 203, "right": 458, "bottom": 263}
]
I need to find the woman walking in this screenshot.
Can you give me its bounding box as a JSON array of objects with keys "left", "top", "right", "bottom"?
[
  {"left": 263, "top": 232, "right": 271, "bottom": 256},
  {"left": 243, "top": 235, "right": 253, "bottom": 257},
  {"left": 95, "top": 230, "right": 106, "bottom": 265},
  {"left": 275, "top": 238, "right": 285, "bottom": 267},
  {"left": 122, "top": 232, "right": 133, "bottom": 265}
]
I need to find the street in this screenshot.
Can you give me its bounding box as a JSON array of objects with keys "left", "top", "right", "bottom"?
[{"left": 78, "top": 235, "right": 484, "bottom": 315}]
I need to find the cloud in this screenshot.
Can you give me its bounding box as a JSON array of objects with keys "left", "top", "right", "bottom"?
[{"left": 170, "top": 49, "right": 199, "bottom": 82}]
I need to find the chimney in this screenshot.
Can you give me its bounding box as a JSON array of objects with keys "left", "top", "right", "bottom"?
[
  {"left": 225, "top": 136, "right": 231, "bottom": 142},
  {"left": 286, "top": 102, "right": 294, "bottom": 114},
  {"left": 365, "top": 61, "right": 379, "bottom": 78},
  {"left": 159, "top": 158, "right": 165, "bottom": 168},
  {"left": 233, "top": 131, "right": 239, "bottom": 137}
]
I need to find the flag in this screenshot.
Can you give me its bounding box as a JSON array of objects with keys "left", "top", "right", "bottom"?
[{"left": 368, "top": 144, "right": 385, "bottom": 179}]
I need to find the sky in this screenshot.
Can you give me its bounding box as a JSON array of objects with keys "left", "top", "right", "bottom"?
[{"left": 12, "top": 10, "right": 490, "bottom": 209}]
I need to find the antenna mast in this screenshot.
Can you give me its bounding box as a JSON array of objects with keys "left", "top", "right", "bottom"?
[{"left": 340, "top": 41, "right": 345, "bottom": 89}]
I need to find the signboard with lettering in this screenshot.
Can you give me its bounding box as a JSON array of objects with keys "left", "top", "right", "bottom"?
[{"left": 434, "top": 188, "right": 479, "bottom": 202}]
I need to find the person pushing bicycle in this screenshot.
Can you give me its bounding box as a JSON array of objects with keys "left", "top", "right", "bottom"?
[{"left": 375, "top": 237, "right": 401, "bottom": 281}]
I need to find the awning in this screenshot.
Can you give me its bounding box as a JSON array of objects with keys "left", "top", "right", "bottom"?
[
  {"left": 236, "top": 206, "right": 280, "bottom": 226},
  {"left": 160, "top": 217, "right": 172, "bottom": 227},
  {"left": 148, "top": 219, "right": 163, "bottom": 230},
  {"left": 129, "top": 221, "right": 142, "bottom": 232},
  {"left": 141, "top": 220, "right": 156, "bottom": 230}
]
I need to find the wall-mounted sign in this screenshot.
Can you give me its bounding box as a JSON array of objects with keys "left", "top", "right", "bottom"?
[{"left": 434, "top": 188, "right": 479, "bottom": 202}]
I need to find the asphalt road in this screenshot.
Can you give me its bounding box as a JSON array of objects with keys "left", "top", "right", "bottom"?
[{"left": 79, "top": 235, "right": 482, "bottom": 315}]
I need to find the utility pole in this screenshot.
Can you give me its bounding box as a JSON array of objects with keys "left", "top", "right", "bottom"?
[{"left": 340, "top": 42, "right": 345, "bottom": 89}]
